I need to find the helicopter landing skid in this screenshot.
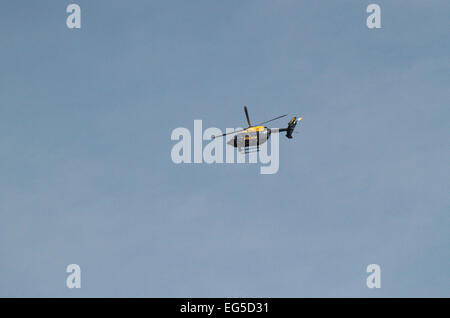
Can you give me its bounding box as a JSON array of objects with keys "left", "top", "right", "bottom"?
[{"left": 238, "top": 146, "right": 260, "bottom": 154}]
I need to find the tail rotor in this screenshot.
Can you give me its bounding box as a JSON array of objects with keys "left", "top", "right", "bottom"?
[{"left": 284, "top": 116, "right": 302, "bottom": 139}]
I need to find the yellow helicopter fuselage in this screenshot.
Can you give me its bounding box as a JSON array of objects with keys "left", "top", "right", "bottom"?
[
  {"left": 227, "top": 126, "right": 271, "bottom": 148},
  {"left": 218, "top": 106, "right": 301, "bottom": 152}
]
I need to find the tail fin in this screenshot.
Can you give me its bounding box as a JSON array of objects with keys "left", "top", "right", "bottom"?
[{"left": 285, "top": 116, "right": 302, "bottom": 139}]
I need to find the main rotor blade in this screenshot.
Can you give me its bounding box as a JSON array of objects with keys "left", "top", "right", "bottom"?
[
  {"left": 244, "top": 106, "right": 251, "bottom": 127},
  {"left": 254, "top": 114, "right": 288, "bottom": 126}
]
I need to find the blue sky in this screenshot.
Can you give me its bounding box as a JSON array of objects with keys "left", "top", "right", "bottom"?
[{"left": 0, "top": 1, "right": 449, "bottom": 297}]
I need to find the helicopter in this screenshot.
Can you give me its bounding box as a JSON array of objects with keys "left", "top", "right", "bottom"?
[{"left": 213, "top": 106, "right": 302, "bottom": 153}]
